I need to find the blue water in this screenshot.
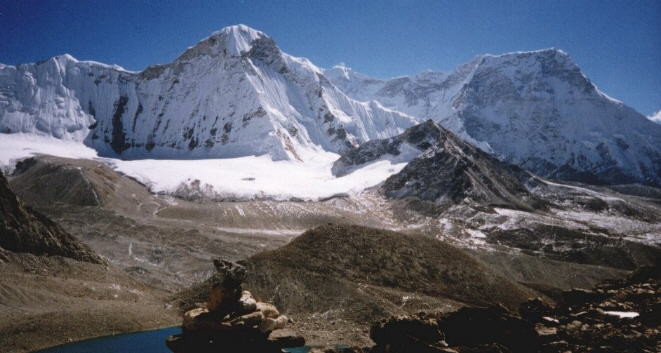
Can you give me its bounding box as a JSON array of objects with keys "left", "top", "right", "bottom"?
[
  {"left": 34, "top": 327, "right": 311, "bottom": 353},
  {"left": 35, "top": 327, "right": 181, "bottom": 353}
]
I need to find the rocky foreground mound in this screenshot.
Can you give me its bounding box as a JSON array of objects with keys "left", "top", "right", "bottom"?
[
  {"left": 324, "top": 264, "right": 660, "bottom": 353},
  {"left": 245, "top": 224, "right": 534, "bottom": 313},
  {"left": 173, "top": 224, "right": 536, "bottom": 346},
  {"left": 166, "top": 259, "right": 304, "bottom": 353},
  {"left": 0, "top": 171, "right": 102, "bottom": 263}
]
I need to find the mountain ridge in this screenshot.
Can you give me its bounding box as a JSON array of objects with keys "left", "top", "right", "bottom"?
[
  {"left": 0, "top": 25, "right": 416, "bottom": 162},
  {"left": 2, "top": 25, "right": 660, "bottom": 186},
  {"left": 326, "top": 49, "right": 661, "bottom": 186},
  {"left": 0, "top": 171, "right": 103, "bottom": 263}
]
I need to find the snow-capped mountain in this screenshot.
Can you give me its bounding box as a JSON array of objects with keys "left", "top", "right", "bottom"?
[
  {"left": 0, "top": 25, "right": 415, "bottom": 161},
  {"left": 326, "top": 50, "right": 661, "bottom": 186},
  {"left": 2, "top": 26, "right": 660, "bottom": 186}
]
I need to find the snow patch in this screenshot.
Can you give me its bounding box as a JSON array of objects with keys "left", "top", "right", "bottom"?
[
  {"left": 216, "top": 227, "right": 303, "bottom": 236},
  {"left": 603, "top": 311, "right": 639, "bottom": 319},
  {"left": 648, "top": 110, "right": 661, "bottom": 124}
]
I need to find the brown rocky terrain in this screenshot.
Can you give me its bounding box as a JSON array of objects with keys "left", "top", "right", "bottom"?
[
  {"left": 0, "top": 171, "right": 101, "bottom": 263},
  {"left": 174, "top": 224, "right": 542, "bottom": 347},
  {"left": 321, "top": 264, "right": 660, "bottom": 353},
  {"left": 0, "top": 170, "right": 178, "bottom": 352},
  {"left": 2, "top": 154, "right": 654, "bottom": 351},
  {"left": 0, "top": 250, "right": 178, "bottom": 353}
]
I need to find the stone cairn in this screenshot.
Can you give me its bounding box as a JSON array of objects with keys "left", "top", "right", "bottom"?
[{"left": 166, "top": 259, "right": 305, "bottom": 353}]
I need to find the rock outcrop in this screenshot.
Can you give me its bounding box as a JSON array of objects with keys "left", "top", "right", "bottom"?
[
  {"left": 337, "top": 264, "right": 660, "bottom": 353},
  {"left": 331, "top": 120, "right": 446, "bottom": 177},
  {"left": 166, "top": 259, "right": 304, "bottom": 353},
  {"left": 332, "top": 120, "right": 544, "bottom": 211},
  {"left": 375, "top": 121, "right": 544, "bottom": 211},
  {"left": 0, "top": 171, "right": 103, "bottom": 263}
]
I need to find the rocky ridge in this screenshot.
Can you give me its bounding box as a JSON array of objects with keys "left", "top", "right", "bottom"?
[
  {"left": 0, "top": 171, "right": 102, "bottom": 263},
  {"left": 334, "top": 120, "right": 542, "bottom": 210},
  {"left": 332, "top": 119, "right": 446, "bottom": 177}
]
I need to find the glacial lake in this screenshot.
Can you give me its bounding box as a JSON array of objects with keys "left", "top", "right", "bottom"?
[{"left": 34, "top": 327, "right": 310, "bottom": 353}]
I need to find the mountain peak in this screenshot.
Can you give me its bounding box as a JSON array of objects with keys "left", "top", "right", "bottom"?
[
  {"left": 177, "top": 24, "right": 270, "bottom": 61},
  {"left": 476, "top": 48, "right": 579, "bottom": 73},
  {"left": 212, "top": 24, "right": 266, "bottom": 49},
  {"left": 480, "top": 48, "right": 568, "bottom": 60},
  {"left": 53, "top": 53, "right": 78, "bottom": 62},
  {"left": 326, "top": 63, "right": 359, "bottom": 81},
  {"left": 218, "top": 24, "right": 262, "bottom": 34}
]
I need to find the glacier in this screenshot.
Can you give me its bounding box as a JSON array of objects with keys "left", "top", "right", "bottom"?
[{"left": 0, "top": 133, "right": 407, "bottom": 200}]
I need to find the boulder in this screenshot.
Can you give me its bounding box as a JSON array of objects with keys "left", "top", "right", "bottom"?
[
  {"left": 561, "top": 289, "right": 604, "bottom": 309},
  {"left": 239, "top": 290, "right": 257, "bottom": 313},
  {"left": 267, "top": 328, "right": 305, "bottom": 348},
  {"left": 519, "top": 298, "right": 554, "bottom": 322},
  {"left": 256, "top": 301, "right": 280, "bottom": 318},
  {"left": 437, "top": 306, "right": 539, "bottom": 353},
  {"left": 370, "top": 314, "right": 447, "bottom": 353}
]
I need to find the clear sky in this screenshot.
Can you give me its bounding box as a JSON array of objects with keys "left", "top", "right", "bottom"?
[{"left": 1, "top": 0, "right": 659, "bottom": 115}]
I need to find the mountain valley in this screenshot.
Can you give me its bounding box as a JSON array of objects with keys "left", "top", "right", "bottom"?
[{"left": 0, "top": 24, "right": 659, "bottom": 352}]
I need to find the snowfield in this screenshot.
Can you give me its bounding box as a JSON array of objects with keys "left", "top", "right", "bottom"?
[{"left": 0, "top": 133, "right": 405, "bottom": 200}]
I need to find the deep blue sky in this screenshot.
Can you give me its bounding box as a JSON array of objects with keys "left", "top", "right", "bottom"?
[{"left": 1, "top": 0, "right": 659, "bottom": 115}]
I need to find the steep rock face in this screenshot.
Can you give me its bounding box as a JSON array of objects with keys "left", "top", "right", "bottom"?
[
  {"left": 332, "top": 120, "right": 540, "bottom": 209},
  {"left": 360, "top": 121, "right": 543, "bottom": 210},
  {"left": 0, "top": 25, "right": 416, "bottom": 161},
  {"left": 326, "top": 49, "right": 661, "bottom": 186},
  {"left": 0, "top": 171, "right": 103, "bottom": 263}
]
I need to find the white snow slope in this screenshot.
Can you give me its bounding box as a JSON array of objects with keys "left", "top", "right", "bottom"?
[
  {"left": 0, "top": 133, "right": 406, "bottom": 200},
  {"left": 0, "top": 25, "right": 416, "bottom": 162},
  {"left": 325, "top": 50, "right": 661, "bottom": 186}
]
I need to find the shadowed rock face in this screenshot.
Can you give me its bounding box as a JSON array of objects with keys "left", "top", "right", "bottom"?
[
  {"left": 332, "top": 120, "right": 445, "bottom": 177},
  {"left": 374, "top": 121, "right": 543, "bottom": 210},
  {"left": 0, "top": 171, "right": 103, "bottom": 264}
]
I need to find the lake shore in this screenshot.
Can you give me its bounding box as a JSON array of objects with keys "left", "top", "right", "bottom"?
[{"left": 0, "top": 251, "right": 179, "bottom": 353}]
